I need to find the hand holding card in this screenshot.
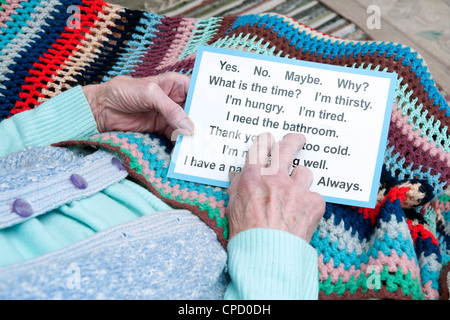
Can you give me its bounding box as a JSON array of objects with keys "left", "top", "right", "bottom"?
[{"left": 168, "top": 46, "right": 397, "bottom": 208}]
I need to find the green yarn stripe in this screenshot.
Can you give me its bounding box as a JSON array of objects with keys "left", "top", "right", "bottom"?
[
  {"left": 85, "top": 135, "right": 229, "bottom": 239},
  {"left": 319, "top": 265, "right": 424, "bottom": 299}
]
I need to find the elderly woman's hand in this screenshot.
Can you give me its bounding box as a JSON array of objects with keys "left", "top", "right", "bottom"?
[
  {"left": 82, "top": 73, "right": 194, "bottom": 139},
  {"left": 226, "top": 133, "right": 325, "bottom": 242}
]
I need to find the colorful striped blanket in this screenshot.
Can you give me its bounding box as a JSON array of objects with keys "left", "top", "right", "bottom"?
[{"left": 1, "top": 0, "right": 449, "bottom": 299}]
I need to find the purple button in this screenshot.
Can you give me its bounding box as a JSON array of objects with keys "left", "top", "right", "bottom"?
[
  {"left": 111, "top": 157, "right": 126, "bottom": 171},
  {"left": 13, "top": 198, "right": 33, "bottom": 217},
  {"left": 70, "top": 173, "right": 88, "bottom": 189}
]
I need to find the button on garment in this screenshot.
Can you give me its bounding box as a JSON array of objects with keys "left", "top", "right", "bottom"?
[
  {"left": 12, "top": 198, "right": 33, "bottom": 217},
  {"left": 70, "top": 174, "right": 88, "bottom": 189},
  {"left": 0, "top": 147, "right": 128, "bottom": 231},
  {"left": 111, "top": 158, "right": 126, "bottom": 171}
]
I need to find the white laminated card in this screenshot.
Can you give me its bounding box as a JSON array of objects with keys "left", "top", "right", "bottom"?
[{"left": 168, "top": 46, "right": 397, "bottom": 208}]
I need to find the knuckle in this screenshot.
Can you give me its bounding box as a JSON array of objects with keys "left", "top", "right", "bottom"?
[
  {"left": 166, "top": 104, "right": 182, "bottom": 120},
  {"left": 258, "top": 131, "right": 274, "bottom": 141},
  {"left": 115, "top": 75, "right": 130, "bottom": 81},
  {"left": 309, "top": 192, "right": 326, "bottom": 215},
  {"left": 264, "top": 171, "right": 290, "bottom": 189},
  {"left": 294, "top": 165, "right": 313, "bottom": 182},
  {"left": 284, "top": 132, "right": 305, "bottom": 143},
  {"left": 110, "top": 75, "right": 129, "bottom": 83},
  {"left": 145, "top": 81, "right": 159, "bottom": 92}
]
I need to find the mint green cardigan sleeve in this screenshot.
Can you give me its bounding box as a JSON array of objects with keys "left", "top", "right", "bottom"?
[
  {"left": 224, "top": 228, "right": 319, "bottom": 300},
  {"left": 0, "top": 86, "right": 99, "bottom": 157}
]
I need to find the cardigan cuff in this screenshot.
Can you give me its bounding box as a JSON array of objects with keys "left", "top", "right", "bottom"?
[
  {"left": 9, "top": 86, "right": 98, "bottom": 149},
  {"left": 224, "top": 228, "right": 319, "bottom": 300}
]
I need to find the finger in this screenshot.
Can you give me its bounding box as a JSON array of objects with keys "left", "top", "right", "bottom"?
[
  {"left": 245, "top": 132, "right": 275, "bottom": 167},
  {"left": 228, "top": 170, "right": 239, "bottom": 182},
  {"left": 271, "top": 133, "right": 306, "bottom": 173},
  {"left": 290, "top": 164, "right": 314, "bottom": 188},
  {"left": 153, "top": 72, "right": 190, "bottom": 104},
  {"left": 145, "top": 82, "right": 195, "bottom": 135}
]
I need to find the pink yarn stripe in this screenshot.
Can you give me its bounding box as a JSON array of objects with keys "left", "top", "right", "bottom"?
[
  {"left": 318, "top": 250, "right": 420, "bottom": 283},
  {"left": 318, "top": 257, "right": 362, "bottom": 282},
  {"left": 0, "top": 0, "right": 23, "bottom": 32},
  {"left": 103, "top": 134, "right": 227, "bottom": 215},
  {"left": 391, "top": 105, "right": 450, "bottom": 165},
  {"left": 366, "top": 251, "right": 420, "bottom": 279},
  {"left": 97, "top": 133, "right": 129, "bottom": 145},
  {"left": 439, "top": 199, "right": 450, "bottom": 211},
  {"left": 156, "top": 18, "right": 196, "bottom": 71}
]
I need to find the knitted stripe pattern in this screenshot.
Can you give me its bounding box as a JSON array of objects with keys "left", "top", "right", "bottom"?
[
  {"left": 437, "top": 190, "right": 450, "bottom": 299},
  {"left": 2, "top": 0, "right": 449, "bottom": 300}
]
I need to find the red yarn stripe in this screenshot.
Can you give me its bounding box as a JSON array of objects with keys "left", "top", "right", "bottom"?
[
  {"left": 354, "top": 186, "right": 410, "bottom": 226},
  {"left": 407, "top": 219, "right": 439, "bottom": 246},
  {"left": 10, "top": 0, "right": 107, "bottom": 115}
]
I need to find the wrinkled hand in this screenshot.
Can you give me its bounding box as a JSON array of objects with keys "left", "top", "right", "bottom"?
[
  {"left": 82, "top": 73, "right": 194, "bottom": 139},
  {"left": 226, "top": 133, "right": 325, "bottom": 242}
]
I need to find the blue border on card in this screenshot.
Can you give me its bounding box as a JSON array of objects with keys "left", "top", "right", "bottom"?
[{"left": 167, "top": 45, "right": 398, "bottom": 208}]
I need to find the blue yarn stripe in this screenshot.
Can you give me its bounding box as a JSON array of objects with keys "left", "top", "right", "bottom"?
[
  {"left": 102, "top": 12, "right": 163, "bottom": 82},
  {"left": 0, "top": 0, "right": 44, "bottom": 49},
  {"left": 0, "top": 0, "right": 83, "bottom": 119},
  {"left": 114, "top": 133, "right": 229, "bottom": 203}
]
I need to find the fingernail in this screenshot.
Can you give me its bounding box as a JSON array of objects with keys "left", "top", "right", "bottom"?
[{"left": 178, "top": 118, "right": 195, "bottom": 135}]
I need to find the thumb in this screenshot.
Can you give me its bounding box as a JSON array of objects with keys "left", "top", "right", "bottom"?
[{"left": 149, "top": 83, "right": 195, "bottom": 135}]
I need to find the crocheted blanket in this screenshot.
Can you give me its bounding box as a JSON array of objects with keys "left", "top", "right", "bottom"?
[{"left": 2, "top": 0, "right": 449, "bottom": 300}]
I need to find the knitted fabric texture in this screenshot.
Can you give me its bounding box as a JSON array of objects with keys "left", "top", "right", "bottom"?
[
  {"left": 0, "top": 209, "right": 229, "bottom": 300},
  {"left": 0, "top": 146, "right": 128, "bottom": 229},
  {"left": 2, "top": 0, "right": 449, "bottom": 300}
]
